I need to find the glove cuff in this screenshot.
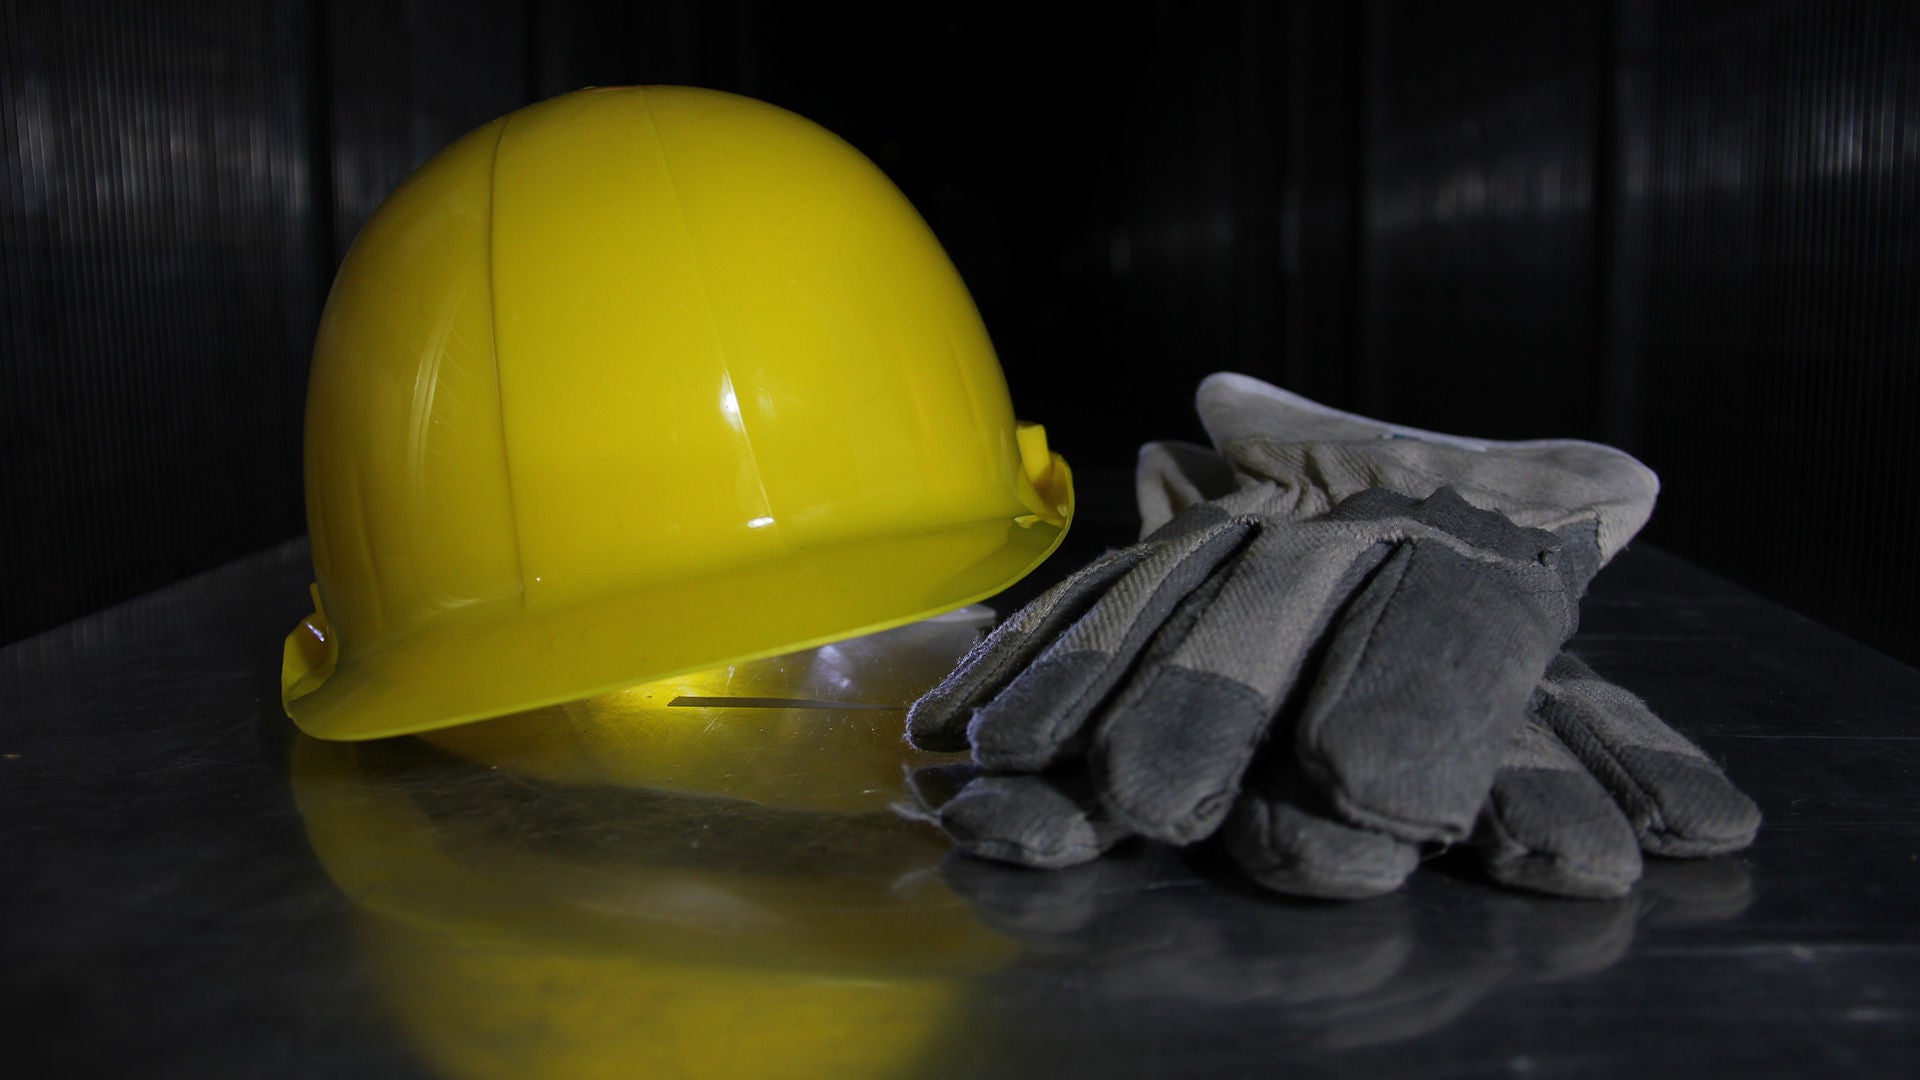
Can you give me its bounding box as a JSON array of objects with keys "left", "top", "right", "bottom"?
[{"left": 1196, "top": 373, "right": 1659, "bottom": 565}]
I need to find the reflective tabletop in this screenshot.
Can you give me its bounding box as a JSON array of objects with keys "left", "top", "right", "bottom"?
[{"left": 5, "top": 481, "right": 1918, "bottom": 1078}]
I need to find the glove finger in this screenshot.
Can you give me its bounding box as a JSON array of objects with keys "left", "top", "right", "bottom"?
[
  {"left": 1472, "top": 713, "right": 1644, "bottom": 899},
  {"left": 1090, "top": 520, "right": 1395, "bottom": 843},
  {"left": 1222, "top": 758, "right": 1421, "bottom": 900},
  {"left": 902, "top": 762, "right": 981, "bottom": 817},
  {"left": 1294, "top": 488, "right": 1573, "bottom": 844},
  {"left": 938, "top": 771, "right": 1133, "bottom": 870},
  {"left": 965, "top": 517, "right": 1257, "bottom": 771},
  {"left": 907, "top": 544, "right": 1151, "bottom": 751},
  {"left": 1533, "top": 654, "right": 1761, "bottom": 856}
]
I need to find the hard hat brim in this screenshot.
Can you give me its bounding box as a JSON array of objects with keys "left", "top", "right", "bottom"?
[{"left": 284, "top": 468, "right": 1071, "bottom": 742}]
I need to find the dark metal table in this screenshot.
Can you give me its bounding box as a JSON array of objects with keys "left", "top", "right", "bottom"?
[{"left": 5, "top": 483, "right": 1918, "bottom": 1078}]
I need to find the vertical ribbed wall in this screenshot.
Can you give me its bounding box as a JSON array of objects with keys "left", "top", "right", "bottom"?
[
  {"left": 1, "top": 0, "right": 318, "bottom": 642},
  {"left": 1343, "top": 0, "right": 1920, "bottom": 659},
  {"left": 3, "top": 0, "right": 1916, "bottom": 663},
  {"left": 1359, "top": 1, "right": 1605, "bottom": 440},
  {"left": 1620, "top": 0, "right": 1920, "bottom": 660}
]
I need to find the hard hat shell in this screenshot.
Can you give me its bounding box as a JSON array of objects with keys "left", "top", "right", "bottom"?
[{"left": 282, "top": 86, "right": 1072, "bottom": 740}]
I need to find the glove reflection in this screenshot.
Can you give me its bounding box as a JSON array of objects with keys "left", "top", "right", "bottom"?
[{"left": 937, "top": 838, "right": 1752, "bottom": 1055}]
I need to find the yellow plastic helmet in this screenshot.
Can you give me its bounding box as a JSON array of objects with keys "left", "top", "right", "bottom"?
[{"left": 282, "top": 85, "right": 1072, "bottom": 741}]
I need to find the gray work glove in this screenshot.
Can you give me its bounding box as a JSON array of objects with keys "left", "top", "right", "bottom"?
[
  {"left": 1177, "top": 373, "right": 1759, "bottom": 894},
  {"left": 909, "top": 479, "right": 1590, "bottom": 898},
  {"left": 1474, "top": 651, "right": 1761, "bottom": 895},
  {"left": 908, "top": 374, "right": 1757, "bottom": 899}
]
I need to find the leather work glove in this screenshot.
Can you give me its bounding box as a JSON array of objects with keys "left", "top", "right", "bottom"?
[
  {"left": 907, "top": 374, "right": 1758, "bottom": 899},
  {"left": 1173, "top": 374, "right": 1760, "bottom": 894}
]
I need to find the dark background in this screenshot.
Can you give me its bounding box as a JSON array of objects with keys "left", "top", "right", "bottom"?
[{"left": 3, "top": 0, "right": 1916, "bottom": 663}]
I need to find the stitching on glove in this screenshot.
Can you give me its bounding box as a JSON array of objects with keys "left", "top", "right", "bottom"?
[
  {"left": 912, "top": 545, "right": 1152, "bottom": 748},
  {"left": 1536, "top": 686, "right": 1666, "bottom": 841},
  {"left": 1294, "top": 544, "right": 1421, "bottom": 836}
]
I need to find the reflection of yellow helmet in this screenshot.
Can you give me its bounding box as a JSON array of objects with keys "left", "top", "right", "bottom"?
[
  {"left": 364, "top": 917, "right": 968, "bottom": 1080},
  {"left": 282, "top": 85, "right": 1072, "bottom": 741},
  {"left": 418, "top": 606, "right": 993, "bottom": 814},
  {"left": 290, "top": 667, "right": 1016, "bottom": 1080}
]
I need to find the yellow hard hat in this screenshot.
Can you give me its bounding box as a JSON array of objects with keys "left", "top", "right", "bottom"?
[{"left": 282, "top": 85, "right": 1072, "bottom": 741}]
